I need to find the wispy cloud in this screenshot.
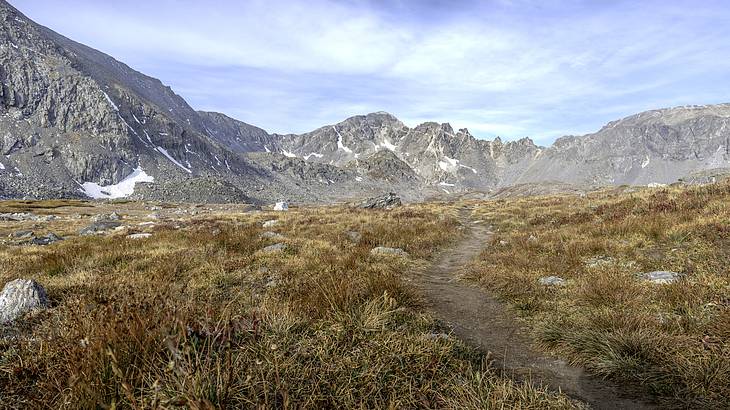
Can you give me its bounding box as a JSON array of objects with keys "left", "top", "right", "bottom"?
[{"left": 13, "top": 0, "right": 730, "bottom": 143}]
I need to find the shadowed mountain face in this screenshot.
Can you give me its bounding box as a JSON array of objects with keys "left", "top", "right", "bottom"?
[{"left": 0, "top": 0, "right": 728, "bottom": 203}]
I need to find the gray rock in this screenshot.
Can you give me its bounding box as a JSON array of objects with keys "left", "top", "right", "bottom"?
[
  {"left": 0, "top": 213, "right": 34, "bottom": 221},
  {"left": 0, "top": 279, "right": 48, "bottom": 324},
  {"left": 30, "top": 232, "right": 63, "bottom": 245},
  {"left": 127, "top": 233, "right": 152, "bottom": 240},
  {"left": 370, "top": 246, "right": 409, "bottom": 257},
  {"left": 274, "top": 202, "right": 289, "bottom": 211},
  {"left": 359, "top": 193, "right": 402, "bottom": 209},
  {"left": 642, "top": 271, "right": 681, "bottom": 284},
  {"left": 538, "top": 276, "right": 566, "bottom": 286},
  {"left": 260, "top": 231, "right": 285, "bottom": 240},
  {"left": 79, "top": 221, "right": 122, "bottom": 235},
  {"left": 346, "top": 230, "right": 362, "bottom": 243},
  {"left": 9, "top": 230, "right": 34, "bottom": 239},
  {"left": 262, "top": 243, "right": 288, "bottom": 253},
  {"left": 262, "top": 219, "right": 279, "bottom": 228},
  {"left": 92, "top": 212, "right": 121, "bottom": 222}
]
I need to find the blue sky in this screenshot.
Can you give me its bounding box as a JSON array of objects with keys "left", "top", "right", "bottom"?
[{"left": 13, "top": 0, "right": 730, "bottom": 143}]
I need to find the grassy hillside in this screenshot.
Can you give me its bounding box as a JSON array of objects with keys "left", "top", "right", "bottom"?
[
  {"left": 470, "top": 182, "right": 730, "bottom": 407},
  {"left": 0, "top": 202, "right": 577, "bottom": 409}
]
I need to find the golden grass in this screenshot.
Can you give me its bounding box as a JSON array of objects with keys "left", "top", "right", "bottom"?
[
  {"left": 0, "top": 203, "right": 578, "bottom": 409},
  {"left": 469, "top": 182, "right": 730, "bottom": 407}
]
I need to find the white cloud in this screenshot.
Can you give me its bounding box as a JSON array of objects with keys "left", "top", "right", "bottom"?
[{"left": 16, "top": 0, "right": 730, "bottom": 142}]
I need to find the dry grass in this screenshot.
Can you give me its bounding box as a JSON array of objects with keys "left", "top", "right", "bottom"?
[
  {"left": 469, "top": 182, "right": 730, "bottom": 407},
  {"left": 0, "top": 202, "right": 578, "bottom": 409}
]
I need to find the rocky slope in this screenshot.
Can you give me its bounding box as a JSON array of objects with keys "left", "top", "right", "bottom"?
[
  {"left": 212, "top": 106, "right": 730, "bottom": 195},
  {"left": 1, "top": 0, "right": 729, "bottom": 203}
]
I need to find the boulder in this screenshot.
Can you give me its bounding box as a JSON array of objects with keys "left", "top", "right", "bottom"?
[
  {"left": 9, "top": 230, "right": 34, "bottom": 239},
  {"left": 274, "top": 202, "right": 289, "bottom": 211},
  {"left": 0, "top": 279, "right": 49, "bottom": 324},
  {"left": 642, "top": 271, "right": 681, "bottom": 284},
  {"left": 91, "top": 212, "right": 121, "bottom": 222},
  {"left": 538, "top": 276, "right": 566, "bottom": 286},
  {"left": 371, "top": 246, "right": 409, "bottom": 257},
  {"left": 79, "top": 221, "right": 122, "bottom": 235},
  {"left": 262, "top": 219, "right": 279, "bottom": 228},
  {"left": 358, "top": 193, "right": 402, "bottom": 209},
  {"left": 30, "top": 233, "right": 63, "bottom": 245},
  {"left": 260, "top": 231, "right": 285, "bottom": 240},
  {"left": 262, "top": 243, "right": 288, "bottom": 253}
]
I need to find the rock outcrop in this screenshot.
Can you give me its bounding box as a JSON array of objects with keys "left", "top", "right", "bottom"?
[
  {"left": 0, "top": 279, "right": 48, "bottom": 323},
  {"left": 1, "top": 0, "right": 729, "bottom": 204}
]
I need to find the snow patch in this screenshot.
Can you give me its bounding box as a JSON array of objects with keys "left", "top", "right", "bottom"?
[
  {"left": 143, "top": 130, "right": 153, "bottom": 145},
  {"left": 641, "top": 155, "right": 650, "bottom": 169},
  {"left": 379, "top": 139, "right": 397, "bottom": 151},
  {"left": 264, "top": 145, "right": 271, "bottom": 153},
  {"left": 156, "top": 147, "right": 192, "bottom": 173},
  {"left": 281, "top": 150, "right": 297, "bottom": 158},
  {"left": 303, "top": 152, "right": 324, "bottom": 160},
  {"left": 80, "top": 167, "right": 153, "bottom": 199},
  {"left": 647, "top": 182, "right": 667, "bottom": 188},
  {"left": 0, "top": 162, "right": 4, "bottom": 170},
  {"left": 334, "top": 126, "right": 353, "bottom": 153},
  {"left": 439, "top": 156, "right": 459, "bottom": 172},
  {"left": 102, "top": 92, "right": 119, "bottom": 111},
  {"left": 439, "top": 182, "right": 455, "bottom": 187},
  {"left": 439, "top": 156, "right": 477, "bottom": 174},
  {"left": 355, "top": 176, "right": 363, "bottom": 182}
]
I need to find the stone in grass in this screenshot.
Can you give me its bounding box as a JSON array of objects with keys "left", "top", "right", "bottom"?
[
  {"left": 30, "top": 233, "right": 63, "bottom": 246},
  {"left": 9, "top": 230, "right": 34, "bottom": 239},
  {"left": 642, "top": 271, "right": 681, "bottom": 284},
  {"left": 260, "top": 231, "right": 285, "bottom": 240},
  {"left": 0, "top": 279, "right": 48, "bottom": 324},
  {"left": 262, "top": 243, "right": 288, "bottom": 253},
  {"left": 538, "top": 276, "right": 566, "bottom": 286},
  {"left": 370, "top": 247, "right": 409, "bottom": 258},
  {"left": 346, "top": 231, "right": 362, "bottom": 244},
  {"left": 274, "top": 202, "right": 289, "bottom": 211},
  {"left": 127, "top": 233, "right": 152, "bottom": 240},
  {"left": 262, "top": 219, "right": 279, "bottom": 228},
  {"left": 79, "top": 221, "right": 122, "bottom": 235}
]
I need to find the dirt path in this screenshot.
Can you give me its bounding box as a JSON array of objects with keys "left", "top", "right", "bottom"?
[{"left": 415, "top": 210, "right": 658, "bottom": 409}]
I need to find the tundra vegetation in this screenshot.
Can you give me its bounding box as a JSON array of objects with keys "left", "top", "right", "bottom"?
[
  {"left": 469, "top": 182, "right": 730, "bottom": 408},
  {"left": 0, "top": 200, "right": 577, "bottom": 409},
  {"left": 0, "top": 180, "right": 728, "bottom": 408}
]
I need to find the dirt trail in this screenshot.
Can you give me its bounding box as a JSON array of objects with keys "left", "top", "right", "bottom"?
[{"left": 415, "top": 209, "right": 658, "bottom": 410}]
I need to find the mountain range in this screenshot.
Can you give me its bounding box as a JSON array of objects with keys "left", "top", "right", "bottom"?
[{"left": 1, "top": 0, "right": 729, "bottom": 204}]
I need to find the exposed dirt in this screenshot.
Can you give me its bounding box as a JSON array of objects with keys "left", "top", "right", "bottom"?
[{"left": 414, "top": 209, "right": 659, "bottom": 409}]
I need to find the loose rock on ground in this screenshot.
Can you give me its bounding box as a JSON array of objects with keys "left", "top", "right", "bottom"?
[{"left": 0, "top": 279, "right": 48, "bottom": 324}]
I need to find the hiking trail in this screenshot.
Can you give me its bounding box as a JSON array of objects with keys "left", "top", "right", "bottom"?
[{"left": 415, "top": 208, "right": 658, "bottom": 410}]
